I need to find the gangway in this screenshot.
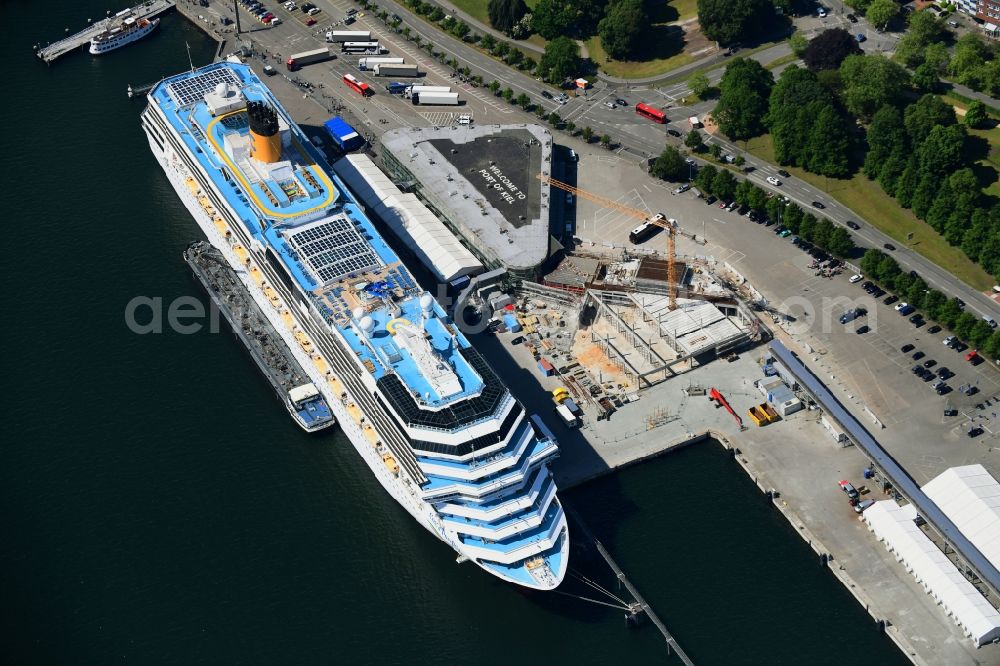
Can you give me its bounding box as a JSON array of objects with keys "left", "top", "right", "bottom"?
[
  {"left": 36, "top": 0, "right": 175, "bottom": 64},
  {"left": 709, "top": 387, "right": 746, "bottom": 431}
]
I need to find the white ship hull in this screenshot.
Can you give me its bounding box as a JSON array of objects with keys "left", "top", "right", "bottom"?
[
  {"left": 90, "top": 17, "right": 158, "bottom": 55},
  {"left": 145, "top": 129, "right": 567, "bottom": 588}
]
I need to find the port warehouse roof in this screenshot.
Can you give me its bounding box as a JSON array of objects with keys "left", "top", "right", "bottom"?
[
  {"left": 864, "top": 501, "right": 1000, "bottom": 647},
  {"left": 768, "top": 340, "right": 1000, "bottom": 597},
  {"left": 924, "top": 465, "right": 1000, "bottom": 574},
  {"left": 332, "top": 153, "right": 483, "bottom": 283}
]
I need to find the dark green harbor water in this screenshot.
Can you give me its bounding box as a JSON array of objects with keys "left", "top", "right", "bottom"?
[{"left": 3, "top": 4, "right": 908, "bottom": 663}]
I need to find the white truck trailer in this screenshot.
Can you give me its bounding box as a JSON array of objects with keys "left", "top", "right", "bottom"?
[
  {"left": 403, "top": 85, "right": 451, "bottom": 99},
  {"left": 358, "top": 57, "right": 404, "bottom": 71},
  {"left": 372, "top": 63, "right": 420, "bottom": 77},
  {"left": 411, "top": 91, "right": 460, "bottom": 105},
  {"left": 325, "top": 30, "right": 372, "bottom": 42}
]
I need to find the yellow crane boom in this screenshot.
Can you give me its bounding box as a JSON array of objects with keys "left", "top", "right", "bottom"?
[{"left": 539, "top": 174, "right": 679, "bottom": 310}]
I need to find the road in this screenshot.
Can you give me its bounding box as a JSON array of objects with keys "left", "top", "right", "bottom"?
[{"left": 202, "top": 0, "right": 1000, "bottom": 318}]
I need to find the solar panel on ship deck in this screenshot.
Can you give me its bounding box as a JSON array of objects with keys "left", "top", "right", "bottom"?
[
  {"left": 286, "top": 218, "right": 381, "bottom": 284},
  {"left": 167, "top": 67, "right": 243, "bottom": 107}
]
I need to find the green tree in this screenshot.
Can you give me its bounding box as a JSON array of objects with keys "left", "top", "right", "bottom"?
[
  {"left": 983, "top": 331, "right": 1000, "bottom": 360},
  {"left": 923, "top": 42, "right": 951, "bottom": 75},
  {"left": 734, "top": 155, "right": 746, "bottom": 167},
  {"left": 746, "top": 185, "right": 767, "bottom": 211},
  {"left": 599, "top": 0, "right": 646, "bottom": 60},
  {"left": 488, "top": 0, "right": 529, "bottom": 36},
  {"left": 709, "top": 143, "right": 723, "bottom": 159},
  {"left": 695, "top": 164, "right": 718, "bottom": 192},
  {"left": 950, "top": 33, "right": 989, "bottom": 81},
  {"left": 894, "top": 11, "right": 947, "bottom": 68},
  {"left": 685, "top": 129, "right": 705, "bottom": 151},
  {"left": 712, "top": 169, "right": 738, "bottom": 200},
  {"left": 912, "top": 63, "right": 940, "bottom": 93},
  {"left": 600, "top": 133, "right": 612, "bottom": 148},
  {"left": 481, "top": 34, "right": 497, "bottom": 52},
  {"left": 734, "top": 179, "right": 753, "bottom": 206},
  {"left": 507, "top": 48, "right": 524, "bottom": 67},
  {"left": 826, "top": 226, "right": 855, "bottom": 256},
  {"left": 502, "top": 87, "right": 514, "bottom": 101},
  {"left": 767, "top": 66, "right": 831, "bottom": 167},
  {"left": 803, "top": 28, "right": 861, "bottom": 72},
  {"left": 687, "top": 71, "right": 711, "bottom": 99},
  {"left": 565, "top": 120, "right": 576, "bottom": 134},
  {"left": 714, "top": 58, "right": 774, "bottom": 140},
  {"left": 866, "top": 0, "right": 898, "bottom": 30},
  {"left": 697, "top": 0, "right": 773, "bottom": 45},
  {"left": 864, "top": 105, "right": 906, "bottom": 180},
  {"left": 965, "top": 100, "right": 989, "bottom": 128},
  {"left": 489, "top": 80, "right": 502, "bottom": 95},
  {"left": 904, "top": 94, "right": 956, "bottom": 144},
  {"left": 790, "top": 32, "right": 809, "bottom": 57},
  {"left": 531, "top": 0, "right": 576, "bottom": 40},
  {"left": 953, "top": 311, "right": 979, "bottom": 340},
  {"left": 515, "top": 92, "right": 531, "bottom": 108},
  {"left": 582, "top": 126, "right": 594, "bottom": 142},
  {"left": 538, "top": 36, "right": 579, "bottom": 83},
  {"left": 650, "top": 146, "right": 689, "bottom": 181},
  {"left": 917, "top": 124, "right": 967, "bottom": 180},
  {"left": 806, "top": 104, "right": 852, "bottom": 177},
  {"left": 839, "top": 54, "right": 911, "bottom": 120},
  {"left": 547, "top": 111, "right": 562, "bottom": 126}
]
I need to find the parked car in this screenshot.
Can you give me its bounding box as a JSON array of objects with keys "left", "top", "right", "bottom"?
[
  {"left": 839, "top": 480, "right": 859, "bottom": 499},
  {"left": 912, "top": 350, "right": 925, "bottom": 361},
  {"left": 937, "top": 367, "right": 953, "bottom": 380},
  {"left": 705, "top": 195, "right": 717, "bottom": 205},
  {"left": 541, "top": 90, "right": 554, "bottom": 100},
  {"left": 856, "top": 324, "right": 870, "bottom": 334},
  {"left": 943, "top": 336, "right": 956, "bottom": 346},
  {"left": 944, "top": 408, "right": 958, "bottom": 417},
  {"left": 667, "top": 128, "right": 681, "bottom": 137},
  {"left": 923, "top": 359, "right": 937, "bottom": 368},
  {"left": 927, "top": 325, "right": 942, "bottom": 334},
  {"left": 615, "top": 98, "right": 627, "bottom": 107},
  {"left": 901, "top": 343, "right": 914, "bottom": 353},
  {"left": 511, "top": 336, "right": 525, "bottom": 345},
  {"left": 884, "top": 294, "right": 898, "bottom": 305},
  {"left": 847, "top": 13, "right": 858, "bottom": 22},
  {"left": 673, "top": 184, "right": 690, "bottom": 195},
  {"left": 854, "top": 499, "right": 875, "bottom": 513},
  {"left": 898, "top": 305, "right": 915, "bottom": 316},
  {"left": 849, "top": 274, "right": 863, "bottom": 284}
]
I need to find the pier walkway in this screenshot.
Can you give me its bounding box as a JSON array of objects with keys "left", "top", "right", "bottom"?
[{"left": 37, "top": 0, "right": 175, "bottom": 64}]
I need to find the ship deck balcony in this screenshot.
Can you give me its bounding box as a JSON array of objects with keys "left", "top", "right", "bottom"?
[
  {"left": 442, "top": 479, "right": 557, "bottom": 540},
  {"left": 419, "top": 439, "right": 557, "bottom": 501},
  {"left": 457, "top": 506, "right": 566, "bottom": 565},
  {"left": 415, "top": 421, "right": 542, "bottom": 482},
  {"left": 434, "top": 467, "right": 549, "bottom": 520}
]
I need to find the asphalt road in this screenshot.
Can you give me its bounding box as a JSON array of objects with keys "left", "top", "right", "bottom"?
[{"left": 207, "top": 0, "right": 1000, "bottom": 319}]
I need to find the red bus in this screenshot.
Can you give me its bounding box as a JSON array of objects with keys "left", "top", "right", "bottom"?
[
  {"left": 343, "top": 73, "right": 372, "bottom": 97},
  {"left": 635, "top": 102, "right": 666, "bottom": 124}
]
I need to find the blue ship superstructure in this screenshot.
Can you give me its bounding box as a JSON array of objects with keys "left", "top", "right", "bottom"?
[{"left": 143, "top": 62, "right": 568, "bottom": 588}]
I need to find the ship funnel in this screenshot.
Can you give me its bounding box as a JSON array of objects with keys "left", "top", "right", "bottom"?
[{"left": 247, "top": 100, "right": 282, "bottom": 164}]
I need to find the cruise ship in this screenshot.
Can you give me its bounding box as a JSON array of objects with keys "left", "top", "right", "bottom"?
[
  {"left": 89, "top": 10, "right": 159, "bottom": 55},
  {"left": 141, "top": 63, "right": 569, "bottom": 589}
]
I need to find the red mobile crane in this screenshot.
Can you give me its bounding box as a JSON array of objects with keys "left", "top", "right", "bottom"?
[{"left": 709, "top": 387, "right": 745, "bottom": 431}]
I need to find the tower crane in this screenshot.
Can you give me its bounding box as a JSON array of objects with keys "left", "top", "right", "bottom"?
[{"left": 538, "top": 174, "right": 686, "bottom": 310}]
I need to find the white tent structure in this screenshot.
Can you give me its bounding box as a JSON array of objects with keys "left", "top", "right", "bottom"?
[
  {"left": 864, "top": 500, "right": 1000, "bottom": 647},
  {"left": 332, "top": 154, "right": 483, "bottom": 283},
  {"left": 924, "top": 465, "right": 1000, "bottom": 572}
]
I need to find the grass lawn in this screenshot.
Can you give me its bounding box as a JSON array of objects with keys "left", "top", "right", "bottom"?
[
  {"left": 586, "top": 36, "right": 694, "bottom": 79},
  {"left": 743, "top": 134, "right": 996, "bottom": 290},
  {"left": 942, "top": 95, "right": 1000, "bottom": 198}
]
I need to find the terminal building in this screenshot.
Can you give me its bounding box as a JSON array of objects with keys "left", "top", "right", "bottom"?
[{"left": 380, "top": 125, "right": 554, "bottom": 280}]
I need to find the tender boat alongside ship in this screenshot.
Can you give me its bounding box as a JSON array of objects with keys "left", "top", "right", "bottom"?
[
  {"left": 89, "top": 10, "right": 159, "bottom": 55},
  {"left": 141, "top": 62, "right": 569, "bottom": 589}
]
